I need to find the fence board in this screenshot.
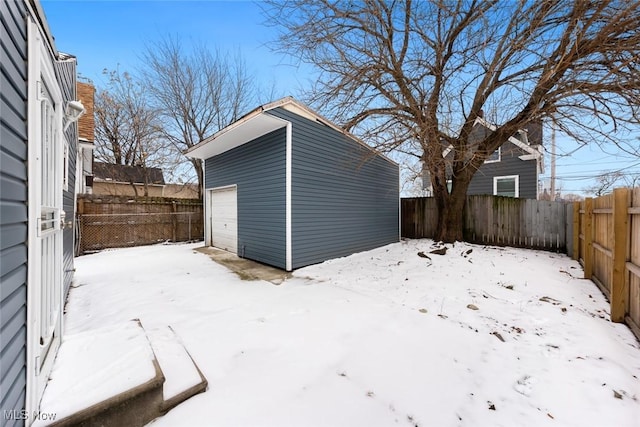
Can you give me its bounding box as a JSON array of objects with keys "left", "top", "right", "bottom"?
[
  {"left": 401, "top": 196, "right": 567, "bottom": 251},
  {"left": 628, "top": 187, "right": 640, "bottom": 336},
  {"left": 77, "top": 195, "right": 203, "bottom": 254},
  {"left": 592, "top": 194, "right": 613, "bottom": 297},
  {"left": 572, "top": 187, "right": 640, "bottom": 341}
]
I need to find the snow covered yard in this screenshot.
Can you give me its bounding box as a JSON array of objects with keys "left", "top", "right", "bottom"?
[{"left": 66, "top": 240, "right": 640, "bottom": 427}]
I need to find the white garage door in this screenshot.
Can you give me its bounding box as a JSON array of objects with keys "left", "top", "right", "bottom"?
[{"left": 209, "top": 186, "right": 238, "bottom": 253}]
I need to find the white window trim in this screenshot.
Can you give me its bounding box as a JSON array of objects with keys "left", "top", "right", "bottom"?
[
  {"left": 493, "top": 175, "right": 519, "bottom": 197},
  {"left": 285, "top": 122, "right": 292, "bottom": 271},
  {"left": 485, "top": 147, "right": 501, "bottom": 164}
]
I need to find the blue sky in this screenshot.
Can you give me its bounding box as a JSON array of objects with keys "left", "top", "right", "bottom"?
[
  {"left": 41, "top": 0, "right": 639, "bottom": 196},
  {"left": 41, "top": 0, "right": 312, "bottom": 96}
]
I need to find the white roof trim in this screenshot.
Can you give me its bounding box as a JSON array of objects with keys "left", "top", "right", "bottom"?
[
  {"left": 474, "top": 117, "right": 540, "bottom": 157},
  {"left": 440, "top": 117, "right": 542, "bottom": 163},
  {"left": 185, "top": 97, "right": 398, "bottom": 166},
  {"left": 186, "top": 112, "right": 290, "bottom": 159}
]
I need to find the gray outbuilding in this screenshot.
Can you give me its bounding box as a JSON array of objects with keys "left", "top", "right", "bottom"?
[{"left": 186, "top": 97, "right": 399, "bottom": 271}]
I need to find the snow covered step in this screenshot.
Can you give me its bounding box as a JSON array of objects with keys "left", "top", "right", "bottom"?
[
  {"left": 34, "top": 319, "right": 165, "bottom": 427},
  {"left": 145, "top": 325, "right": 208, "bottom": 412},
  {"left": 34, "top": 321, "right": 207, "bottom": 427}
]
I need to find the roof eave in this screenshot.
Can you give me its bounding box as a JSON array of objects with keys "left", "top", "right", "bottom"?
[
  {"left": 473, "top": 117, "right": 539, "bottom": 156},
  {"left": 186, "top": 96, "right": 399, "bottom": 167},
  {"left": 185, "top": 112, "right": 290, "bottom": 160}
]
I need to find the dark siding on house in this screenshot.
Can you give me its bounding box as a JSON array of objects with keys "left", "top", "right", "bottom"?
[
  {"left": 204, "top": 128, "right": 287, "bottom": 269},
  {"left": 1, "top": 0, "right": 28, "bottom": 423},
  {"left": 269, "top": 108, "right": 399, "bottom": 269},
  {"left": 54, "top": 58, "right": 78, "bottom": 296},
  {"left": 467, "top": 142, "right": 538, "bottom": 199}
]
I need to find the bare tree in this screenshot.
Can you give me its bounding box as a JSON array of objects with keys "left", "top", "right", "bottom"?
[
  {"left": 266, "top": 0, "right": 640, "bottom": 242},
  {"left": 585, "top": 170, "right": 640, "bottom": 196},
  {"left": 141, "top": 37, "right": 258, "bottom": 198},
  {"left": 94, "top": 69, "right": 173, "bottom": 196},
  {"left": 561, "top": 193, "right": 584, "bottom": 202}
]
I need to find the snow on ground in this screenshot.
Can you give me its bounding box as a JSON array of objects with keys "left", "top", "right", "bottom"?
[{"left": 66, "top": 240, "right": 640, "bottom": 427}]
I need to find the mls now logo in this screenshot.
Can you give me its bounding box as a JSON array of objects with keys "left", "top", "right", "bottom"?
[
  {"left": 3, "top": 410, "right": 57, "bottom": 422},
  {"left": 3, "top": 410, "right": 28, "bottom": 421}
]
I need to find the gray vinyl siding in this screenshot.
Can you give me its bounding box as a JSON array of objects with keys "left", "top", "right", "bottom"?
[
  {"left": 54, "top": 59, "right": 77, "bottom": 296},
  {"left": 467, "top": 142, "right": 538, "bottom": 199},
  {"left": 268, "top": 108, "right": 399, "bottom": 269},
  {"left": 1, "top": 0, "right": 28, "bottom": 423},
  {"left": 204, "top": 128, "right": 287, "bottom": 269}
]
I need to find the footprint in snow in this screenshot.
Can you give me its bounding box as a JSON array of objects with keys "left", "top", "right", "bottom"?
[
  {"left": 542, "top": 343, "right": 560, "bottom": 358},
  {"left": 514, "top": 375, "right": 535, "bottom": 396}
]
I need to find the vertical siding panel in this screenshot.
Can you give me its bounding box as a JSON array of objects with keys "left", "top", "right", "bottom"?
[
  {"left": 467, "top": 147, "right": 538, "bottom": 198},
  {"left": 1, "top": 0, "right": 28, "bottom": 421},
  {"left": 269, "top": 108, "right": 399, "bottom": 269},
  {"left": 54, "top": 58, "right": 78, "bottom": 295}
]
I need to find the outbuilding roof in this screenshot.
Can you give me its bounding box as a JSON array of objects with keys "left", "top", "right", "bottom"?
[
  {"left": 185, "top": 97, "right": 397, "bottom": 165},
  {"left": 93, "top": 162, "right": 165, "bottom": 185}
]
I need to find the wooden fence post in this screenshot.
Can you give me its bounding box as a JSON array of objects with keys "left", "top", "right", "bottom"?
[
  {"left": 572, "top": 202, "right": 580, "bottom": 260},
  {"left": 584, "top": 198, "right": 594, "bottom": 279},
  {"left": 611, "top": 188, "right": 629, "bottom": 323}
]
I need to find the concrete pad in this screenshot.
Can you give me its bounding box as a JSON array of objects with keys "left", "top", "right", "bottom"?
[{"left": 195, "top": 246, "right": 290, "bottom": 285}]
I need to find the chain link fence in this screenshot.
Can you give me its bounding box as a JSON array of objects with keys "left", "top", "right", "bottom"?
[{"left": 77, "top": 212, "right": 203, "bottom": 255}]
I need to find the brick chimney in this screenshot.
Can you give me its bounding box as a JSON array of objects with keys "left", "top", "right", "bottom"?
[{"left": 77, "top": 81, "right": 95, "bottom": 142}]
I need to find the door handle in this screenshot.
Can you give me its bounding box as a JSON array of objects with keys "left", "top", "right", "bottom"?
[{"left": 59, "top": 211, "right": 73, "bottom": 229}]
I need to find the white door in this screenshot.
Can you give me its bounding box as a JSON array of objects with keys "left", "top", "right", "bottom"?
[
  {"left": 209, "top": 186, "right": 238, "bottom": 253},
  {"left": 26, "top": 20, "right": 64, "bottom": 417}
]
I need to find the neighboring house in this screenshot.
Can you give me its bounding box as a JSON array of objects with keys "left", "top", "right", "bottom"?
[
  {"left": 76, "top": 85, "right": 197, "bottom": 199},
  {"left": 75, "top": 81, "right": 95, "bottom": 195},
  {"left": 1, "top": 1, "right": 83, "bottom": 423},
  {"left": 90, "top": 163, "right": 198, "bottom": 199},
  {"left": 423, "top": 117, "right": 544, "bottom": 199},
  {"left": 467, "top": 117, "right": 544, "bottom": 199},
  {"left": 186, "top": 96, "right": 399, "bottom": 271},
  {"left": 92, "top": 162, "right": 166, "bottom": 197}
]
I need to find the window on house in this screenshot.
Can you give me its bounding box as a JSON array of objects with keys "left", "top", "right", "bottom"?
[
  {"left": 494, "top": 175, "right": 519, "bottom": 197},
  {"left": 485, "top": 147, "right": 501, "bottom": 163}
]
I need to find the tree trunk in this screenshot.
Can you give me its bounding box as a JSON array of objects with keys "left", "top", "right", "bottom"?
[
  {"left": 129, "top": 179, "right": 139, "bottom": 198},
  {"left": 191, "top": 158, "right": 203, "bottom": 199},
  {"left": 142, "top": 166, "right": 149, "bottom": 197},
  {"left": 433, "top": 178, "right": 470, "bottom": 243}
]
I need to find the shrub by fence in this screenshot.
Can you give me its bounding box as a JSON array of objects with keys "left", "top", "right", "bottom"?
[
  {"left": 76, "top": 195, "right": 203, "bottom": 255},
  {"left": 573, "top": 187, "right": 640, "bottom": 340},
  {"left": 402, "top": 195, "right": 569, "bottom": 251}
]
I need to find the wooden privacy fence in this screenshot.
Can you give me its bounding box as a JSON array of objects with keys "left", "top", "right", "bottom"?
[
  {"left": 573, "top": 187, "right": 640, "bottom": 340},
  {"left": 76, "top": 195, "right": 203, "bottom": 255},
  {"left": 402, "top": 196, "right": 569, "bottom": 251}
]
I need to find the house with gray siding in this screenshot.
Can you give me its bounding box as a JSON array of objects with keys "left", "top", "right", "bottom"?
[
  {"left": 1, "top": 1, "right": 82, "bottom": 424},
  {"left": 424, "top": 117, "right": 544, "bottom": 199},
  {"left": 186, "top": 97, "right": 399, "bottom": 271},
  {"left": 467, "top": 117, "right": 544, "bottom": 199}
]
